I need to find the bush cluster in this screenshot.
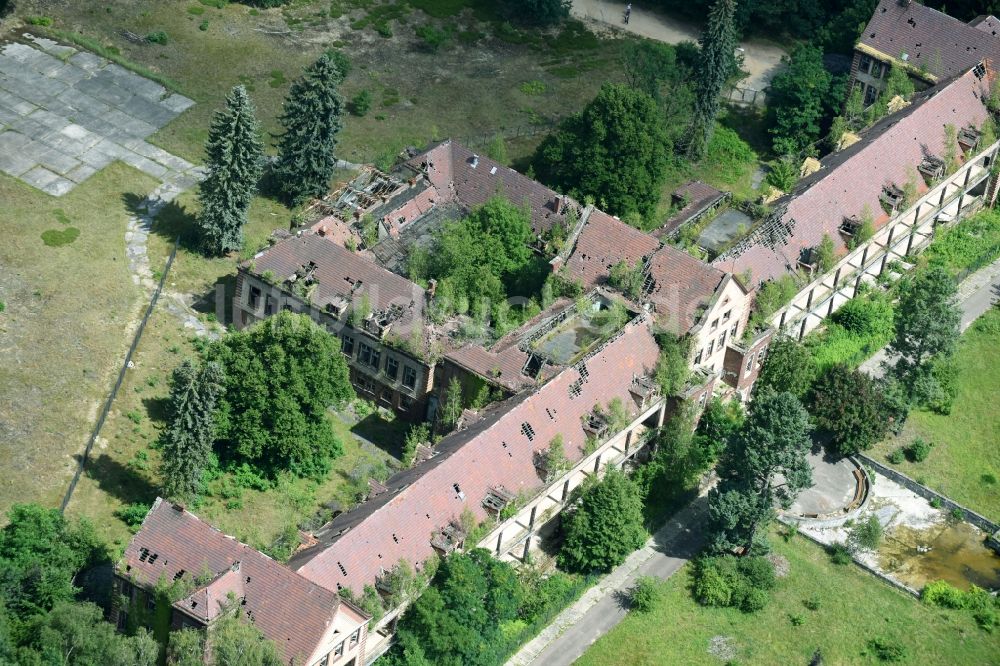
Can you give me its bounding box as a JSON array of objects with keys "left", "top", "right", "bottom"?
[
  {"left": 922, "top": 580, "right": 1000, "bottom": 631},
  {"left": 692, "top": 555, "right": 776, "bottom": 613}
]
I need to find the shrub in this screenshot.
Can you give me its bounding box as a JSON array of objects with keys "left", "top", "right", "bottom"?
[
  {"left": 847, "top": 515, "right": 883, "bottom": 553},
  {"left": 831, "top": 296, "right": 894, "bottom": 337},
  {"left": 27, "top": 16, "right": 54, "bottom": 26},
  {"left": 868, "top": 637, "right": 906, "bottom": 662},
  {"left": 114, "top": 503, "right": 151, "bottom": 531},
  {"left": 629, "top": 576, "right": 661, "bottom": 613},
  {"left": 982, "top": 473, "right": 998, "bottom": 486},
  {"left": 906, "top": 438, "right": 932, "bottom": 463},
  {"left": 802, "top": 596, "right": 821, "bottom": 611},
  {"left": 765, "top": 157, "right": 798, "bottom": 192},
  {"left": 350, "top": 89, "right": 372, "bottom": 116},
  {"left": 828, "top": 542, "right": 852, "bottom": 565},
  {"left": 146, "top": 31, "right": 169, "bottom": 44},
  {"left": 415, "top": 24, "right": 450, "bottom": 51},
  {"left": 692, "top": 556, "right": 776, "bottom": 613},
  {"left": 921, "top": 580, "right": 966, "bottom": 609},
  {"left": 887, "top": 448, "right": 905, "bottom": 465},
  {"left": 929, "top": 497, "right": 942, "bottom": 509}
]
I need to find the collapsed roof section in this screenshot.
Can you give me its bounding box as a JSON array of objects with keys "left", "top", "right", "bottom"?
[{"left": 713, "top": 64, "right": 993, "bottom": 286}]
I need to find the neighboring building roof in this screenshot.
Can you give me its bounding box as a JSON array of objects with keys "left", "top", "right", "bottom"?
[
  {"left": 289, "top": 317, "right": 661, "bottom": 594},
  {"left": 403, "top": 140, "right": 581, "bottom": 236},
  {"left": 857, "top": 0, "right": 1000, "bottom": 80},
  {"left": 647, "top": 244, "right": 728, "bottom": 334},
  {"left": 563, "top": 209, "right": 661, "bottom": 288},
  {"left": 119, "top": 498, "right": 365, "bottom": 665},
  {"left": 656, "top": 181, "right": 728, "bottom": 239},
  {"left": 250, "top": 232, "right": 425, "bottom": 325},
  {"left": 971, "top": 15, "right": 1000, "bottom": 35},
  {"left": 714, "top": 65, "right": 992, "bottom": 285}
]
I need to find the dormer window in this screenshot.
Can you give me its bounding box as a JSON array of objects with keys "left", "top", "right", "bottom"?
[
  {"left": 958, "top": 126, "right": 982, "bottom": 154},
  {"left": 840, "top": 215, "right": 862, "bottom": 237},
  {"left": 918, "top": 155, "right": 945, "bottom": 184},
  {"left": 798, "top": 246, "right": 818, "bottom": 271},
  {"left": 880, "top": 184, "right": 905, "bottom": 213}
]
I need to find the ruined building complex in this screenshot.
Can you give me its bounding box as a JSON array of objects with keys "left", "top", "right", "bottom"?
[{"left": 120, "top": 43, "right": 998, "bottom": 666}]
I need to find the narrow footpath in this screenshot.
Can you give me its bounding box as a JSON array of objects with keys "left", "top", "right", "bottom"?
[
  {"left": 860, "top": 259, "right": 1000, "bottom": 377},
  {"left": 506, "top": 494, "right": 710, "bottom": 666}
]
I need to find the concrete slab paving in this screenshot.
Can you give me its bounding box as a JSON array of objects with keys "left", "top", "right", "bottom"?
[{"left": 0, "top": 39, "right": 197, "bottom": 195}]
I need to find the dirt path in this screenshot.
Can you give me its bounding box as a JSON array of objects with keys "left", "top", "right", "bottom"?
[{"left": 571, "top": 0, "right": 786, "bottom": 101}]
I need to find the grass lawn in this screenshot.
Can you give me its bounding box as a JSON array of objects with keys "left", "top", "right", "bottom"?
[
  {"left": 0, "top": 165, "right": 155, "bottom": 515},
  {"left": 577, "top": 531, "right": 998, "bottom": 665},
  {"left": 869, "top": 306, "right": 1000, "bottom": 521}
]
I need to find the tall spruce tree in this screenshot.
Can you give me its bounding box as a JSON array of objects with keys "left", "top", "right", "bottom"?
[
  {"left": 688, "top": 0, "right": 738, "bottom": 159},
  {"left": 197, "top": 85, "right": 265, "bottom": 256},
  {"left": 160, "top": 359, "right": 224, "bottom": 501},
  {"left": 273, "top": 53, "right": 346, "bottom": 205}
]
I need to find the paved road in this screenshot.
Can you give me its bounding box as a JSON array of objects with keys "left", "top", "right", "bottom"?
[
  {"left": 507, "top": 495, "right": 710, "bottom": 666},
  {"left": 571, "top": 0, "right": 786, "bottom": 100},
  {"left": 860, "top": 260, "right": 1000, "bottom": 377}
]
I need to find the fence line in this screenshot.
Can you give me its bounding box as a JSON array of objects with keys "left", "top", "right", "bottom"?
[
  {"left": 456, "top": 119, "right": 562, "bottom": 151},
  {"left": 60, "top": 240, "right": 179, "bottom": 513}
]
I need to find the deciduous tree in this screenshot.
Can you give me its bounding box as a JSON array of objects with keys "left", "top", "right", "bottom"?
[
  {"left": 559, "top": 469, "right": 647, "bottom": 573},
  {"left": 887, "top": 266, "right": 960, "bottom": 383},
  {"left": 766, "top": 44, "right": 833, "bottom": 156},
  {"left": 197, "top": 85, "right": 265, "bottom": 256},
  {"left": 809, "top": 363, "right": 889, "bottom": 456},
  {"left": 533, "top": 84, "right": 670, "bottom": 220},
  {"left": 754, "top": 335, "right": 815, "bottom": 399},
  {"left": 504, "top": 0, "right": 571, "bottom": 26},
  {"left": 160, "top": 359, "right": 224, "bottom": 501},
  {"left": 207, "top": 311, "right": 354, "bottom": 479},
  {"left": 273, "top": 53, "right": 345, "bottom": 205},
  {"left": 709, "top": 391, "right": 812, "bottom": 554}
]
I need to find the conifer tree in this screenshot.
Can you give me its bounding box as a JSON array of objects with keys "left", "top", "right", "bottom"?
[
  {"left": 273, "top": 53, "right": 346, "bottom": 205},
  {"left": 160, "top": 359, "right": 224, "bottom": 501},
  {"left": 688, "top": 0, "right": 738, "bottom": 159},
  {"left": 197, "top": 85, "right": 265, "bottom": 256}
]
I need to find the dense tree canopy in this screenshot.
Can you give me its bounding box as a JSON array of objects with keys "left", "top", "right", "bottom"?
[
  {"left": 689, "top": 0, "right": 738, "bottom": 159},
  {"left": 887, "top": 267, "right": 961, "bottom": 382},
  {"left": 559, "top": 469, "right": 647, "bottom": 573},
  {"left": 0, "top": 504, "right": 104, "bottom": 620},
  {"left": 207, "top": 311, "right": 354, "bottom": 478},
  {"left": 754, "top": 335, "right": 816, "bottom": 399},
  {"left": 767, "top": 44, "right": 834, "bottom": 156},
  {"left": 410, "top": 196, "right": 536, "bottom": 318},
  {"left": 160, "top": 359, "right": 224, "bottom": 502},
  {"left": 197, "top": 85, "right": 265, "bottom": 256},
  {"left": 533, "top": 84, "right": 671, "bottom": 220},
  {"left": 273, "top": 53, "right": 346, "bottom": 205},
  {"left": 709, "top": 391, "right": 812, "bottom": 554},
  {"left": 504, "top": 0, "right": 571, "bottom": 26},
  {"left": 809, "top": 363, "right": 889, "bottom": 456}
]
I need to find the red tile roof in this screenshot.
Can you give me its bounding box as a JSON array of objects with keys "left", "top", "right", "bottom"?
[
  {"left": 251, "top": 232, "right": 425, "bottom": 325},
  {"left": 859, "top": 0, "right": 1000, "bottom": 80},
  {"left": 656, "top": 181, "right": 728, "bottom": 239},
  {"left": 563, "top": 209, "right": 661, "bottom": 288},
  {"left": 119, "top": 498, "right": 363, "bottom": 665},
  {"left": 403, "top": 140, "right": 581, "bottom": 235},
  {"left": 647, "top": 244, "right": 728, "bottom": 333},
  {"left": 713, "top": 66, "right": 992, "bottom": 285},
  {"left": 290, "top": 317, "right": 661, "bottom": 594}
]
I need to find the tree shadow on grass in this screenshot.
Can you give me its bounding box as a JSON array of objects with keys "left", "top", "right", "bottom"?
[
  {"left": 82, "top": 453, "right": 158, "bottom": 507},
  {"left": 350, "top": 413, "right": 408, "bottom": 460},
  {"left": 141, "top": 396, "right": 171, "bottom": 425}
]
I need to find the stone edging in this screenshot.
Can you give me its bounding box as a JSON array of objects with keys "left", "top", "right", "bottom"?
[
  {"left": 857, "top": 454, "right": 1000, "bottom": 538},
  {"left": 782, "top": 456, "right": 873, "bottom": 529}
]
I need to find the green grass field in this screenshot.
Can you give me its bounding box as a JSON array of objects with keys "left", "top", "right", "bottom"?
[
  {"left": 870, "top": 306, "right": 1000, "bottom": 521},
  {"left": 577, "top": 532, "right": 999, "bottom": 665}
]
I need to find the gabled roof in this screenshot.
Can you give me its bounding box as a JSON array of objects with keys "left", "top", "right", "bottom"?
[
  {"left": 858, "top": 0, "right": 1000, "bottom": 80},
  {"left": 290, "top": 317, "right": 661, "bottom": 594},
  {"left": 250, "top": 232, "right": 425, "bottom": 324},
  {"left": 647, "top": 244, "right": 728, "bottom": 334},
  {"left": 714, "top": 65, "right": 992, "bottom": 285},
  {"left": 656, "top": 181, "right": 728, "bottom": 239},
  {"left": 403, "top": 140, "right": 581, "bottom": 235},
  {"left": 119, "top": 498, "right": 364, "bottom": 665},
  {"left": 563, "top": 209, "right": 661, "bottom": 288}
]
